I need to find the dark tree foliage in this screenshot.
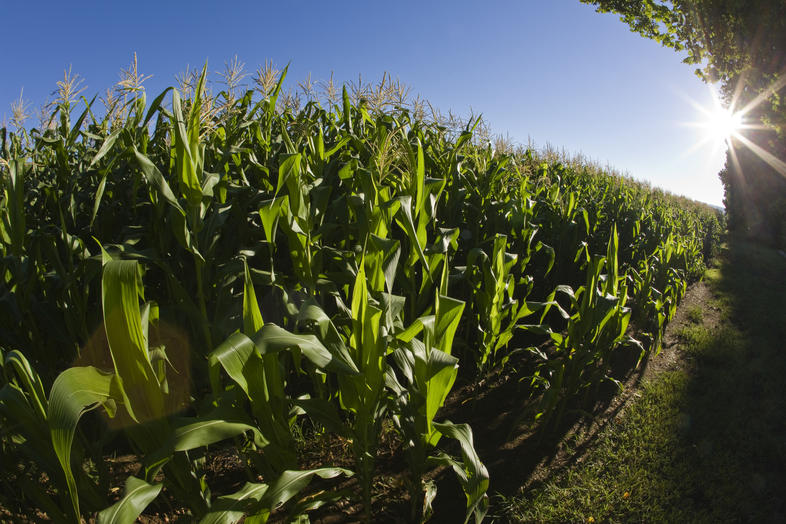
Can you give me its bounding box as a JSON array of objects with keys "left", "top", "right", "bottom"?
[{"left": 581, "top": 0, "right": 786, "bottom": 247}]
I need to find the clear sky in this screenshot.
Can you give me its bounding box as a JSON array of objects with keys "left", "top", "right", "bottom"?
[{"left": 0, "top": 0, "right": 728, "bottom": 206}]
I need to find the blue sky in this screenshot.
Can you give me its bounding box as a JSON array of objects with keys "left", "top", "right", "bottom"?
[{"left": 0, "top": 0, "right": 727, "bottom": 206}]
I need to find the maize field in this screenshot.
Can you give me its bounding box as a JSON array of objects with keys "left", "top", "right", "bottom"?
[{"left": 0, "top": 64, "right": 724, "bottom": 523}]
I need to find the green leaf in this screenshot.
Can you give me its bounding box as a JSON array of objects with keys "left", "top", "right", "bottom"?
[
  {"left": 252, "top": 324, "right": 358, "bottom": 375},
  {"left": 170, "top": 417, "right": 268, "bottom": 452},
  {"left": 243, "top": 258, "right": 264, "bottom": 335},
  {"left": 88, "top": 130, "right": 120, "bottom": 169},
  {"left": 144, "top": 415, "right": 268, "bottom": 473},
  {"left": 143, "top": 87, "right": 173, "bottom": 126},
  {"left": 258, "top": 196, "right": 288, "bottom": 243},
  {"left": 101, "top": 259, "right": 164, "bottom": 423},
  {"left": 296, "top": 300, "right": 359, "bottom": 375},
  {"left": 171, "top": 88, "right": 203, "bottom": 207},
  {"left": 350, "top": 259, "right": 368, "bottom": 356},
  {"left": 67, "top": 98, "right": 93, "bottom": 146},
  {"left": 91, "top": 172, "right": 109, "bottom": 227},
  {"left": 209, "top": 332, "right": 263, "bottom": 400},
  {"left": 605, "top": 223, "right": 619, "bottom": 295},
  {"left": 323, "top": 136, "right": 350, "bottom": 159},
  {"left": 434, "top": 295, "right": 465, "bottom": 356},
  {"left": 199, "top": 481, "right": 269, "bottom": 524},
  {"left": 97, "top": 477, "right": 162, "bottom": 524},
  {"left": 368, "top": 234, "right": 401, "bottom": 294},
  {"left": 342, "top": 86, "right": 352, "bottom": 132},
  {"left": 4, "top": 349, "right": 47, "bottom": 420},
  {"left": 133, "top": 147, "right": 186, "bottom": 214},
  {"left": 423, "top": 345, "right": 459, "bottom": 445},
  {"left": 396, "top": 196, "right": 430, "bottom": 273},
  {"left": 258, "top": 468, "right": 352, "bottom": 515},
  {"left": 431, "top": 422, "right": 489, "bottom": 524},
  {"left": 274, "top": 154, "right": 303, "bottom": 204},
  {"left": 415, "top": 138, "right": 426, "bottom": 217},
  {"left": 396, "top": 315, "right": 432, "bottom": 343},
  {"left": 49, "top": 366, "right": 117, "bottom": 520},
  {"left": 2, "top": 157, "right": 27, "bottom": 257},
  {"left": 0, "top": 384, "right": 47, "bottom": 444},
  {"left": 199, "top": 468, "right": 351, "bottom": 524}
]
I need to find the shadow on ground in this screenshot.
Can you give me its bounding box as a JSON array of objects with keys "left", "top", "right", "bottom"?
[{"left": 672, "top": 238, "right": 786, "bottom": 521}]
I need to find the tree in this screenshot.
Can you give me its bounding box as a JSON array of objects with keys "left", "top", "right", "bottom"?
[{"left": 581, "top": 0, "right": 786, "bottom": 247}]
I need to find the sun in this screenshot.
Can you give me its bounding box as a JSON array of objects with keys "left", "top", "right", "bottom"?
[
  {"left": 681, "top": 78, "right": 786, "bottom": 178},
  {"left": 694, "top": 87, "right": 745, "bottom": 147},
  {"left": 680, "top": 86, "right": 746, "bottom": 156},
  {"left": 704, "top": 105, "right": 743, "bottom": 145}
]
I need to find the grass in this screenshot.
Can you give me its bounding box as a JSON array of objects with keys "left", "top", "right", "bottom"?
[
  {"left": 496, "top": 238, "right": 786, "bottom": 523},
  {"left": 685, "top": 304, "right": 703, "bottom": 324}
]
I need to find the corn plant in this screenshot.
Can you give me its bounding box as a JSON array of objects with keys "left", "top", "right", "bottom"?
[
  {"left": 47, "top": 256, "right": 259, "bottom": 520},
  {"left": 462, "top": 234, "right": 541, "bottom": 372},
  {"left": 533, "top": 225, "right": 633, "bottom": 427},
  {"left": 388, "top": 266, "right": 489, "bottom": 523},
  {"left": 208, "top": 260, "right": 359, "bottom": 477},
  {"left": 0, "top": 348, "right": 103, "bottom": 521}
]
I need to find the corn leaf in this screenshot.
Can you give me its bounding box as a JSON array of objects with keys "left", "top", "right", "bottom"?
[
  {"left": 199, "top": 468, "right": 351, "bottom": 524},
  {"left": 251, "top": 324, "right": 358, "bottom": 375},
  {"left": 49, "top": 366, "right": 117, "bottom": 520},
  {"left": 97, "top": 476, "right": 162, "bottom": 524},
  {"left": 101, "top": 258, "right": 164, "bottom": 423},
  {"left": 431, "top": 422, "right": 489, "bottom": 524}
]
